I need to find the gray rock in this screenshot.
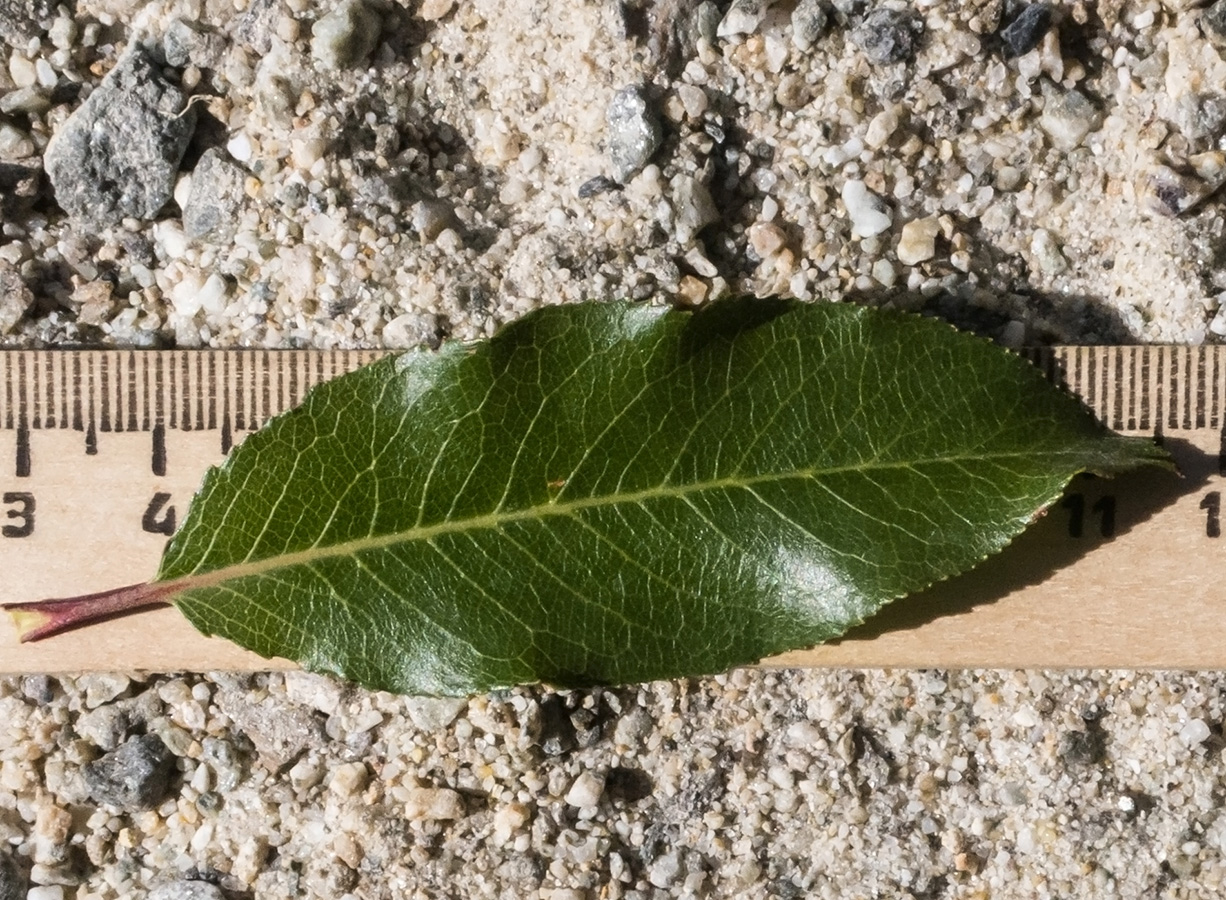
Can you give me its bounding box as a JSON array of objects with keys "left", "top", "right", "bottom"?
[
  {"left": 44, "top": 44, "right": 197, "bottom": 227},
  {"left": 405, "top": 696, "right": 468, "bottom": 731},
  {"left": 852, "top": 7, "right": 923, "bottom": 65},
  {"left": 693, "top": 1, "right": 722, "bottom": 45},
  {"left": 201, "top": 737, "right": 247, "bottom": 792},
  {"left": 670, "top": 173, "right": 719, "bottom": 243},
  {"left": 20, "top": 675, "right": 54, "bottom": 704},
  {"left": 1178, "top": 92, "right": 1226, "bottom": 147},
  {"left": 184, "top": 149, "right": 247, "bottom": 242},
  {"left": 410, "top": 199, "right": 460, "bottom": 242},
  {"left": 0, "top": 851, "right": 25, "bottom": 900},
  {"left": 0, "top": 0, "right": 55, "bottom": 45},
  {"left": 235, "top": 0, "right": 279, "bottom": 54},
  {"left": 1203, "top": 0, "right": 1226, "bottom": 50},
  {"left": 77, "top": 704, "right": 132, "bottom": 751},
  {"left": 149, "top": 882, "right": 225, "bottom": 900},
  {"left": 717, "top": 0, "right": 776, "bottom": 38},
  {"left": 311, "top": 0, "right": 384, "bottom": 69},
  {"left": 0, "top": 263, "right": 33, "bottom": 335},
  {"left": 217, "top": 690, "right": 323, "bottom": 771},
  {"left": 163, "top": 19, "right": 226, "bottom": 69},
  {"left": 606, "top": 86, "right": 663, "bottom": 183},
  {"left": 83, "top": 734, "right": 176, "bottom": 812},
  {"left": 1000, "top": 3, "right": 1051, "bottom": 57},
  {"left": 791, "top": 0, "right": 829, "bottom": 51},
  {"left": 1039, "top": 83, "right": 1102, "bottom": 151},
  {"left": 0, "top": 86, "right": 50, "bottom": 115}
]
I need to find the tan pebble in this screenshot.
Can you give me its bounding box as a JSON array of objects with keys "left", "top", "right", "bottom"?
[
  {"left": 329, "top": 762, "right": 369, "bottom": 798},
  {"left": 419, "top": 0, "right": 455, "bottom": 20},
  {"left": 749, "top": 221, "right": 787, "bottom": 258},
  {"left": 404, "top": 786, "right": 466, "bottom": 820},
  {"left": 896, "top": 217, "right": 940, "bottom": 266},
  {"left": 775, "top": 74, "right": 810, "bottom": 110},
  {"left": 677, "top": 275, "right": 709, "bottom": 305},
  {"left": 74, "top": 281, "right": 117, "bottom": 326}
]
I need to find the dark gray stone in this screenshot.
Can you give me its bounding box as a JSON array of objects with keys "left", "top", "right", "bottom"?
[
  {"left": 0, "top": 0, "right": 55, "bottom": 46},
  {"left": 606, "top": 85, "right": 663, "bottom": 183},
  {"left": 852, "top": 7, "right": 923, "bottom": 65},
  {"left": 44, "top": 44, "right": 197, "bottom": 227},
  {"left": 1205, "top": 0, "right": 1226, "bottom": 49},
  {"left": 183, "top": 148, "right": 246, "bottom": 242},
  {"left": 19, "top": 674, "right": 54, "bottom": 704},
  {"left": 83, "top": 734, "right": 176, "bottom": 811},
  {"left": 1000, "top": 3, "right": 1051, "bottom": 57},
  {"left": 578, "top": 175, "right": 620, "bottom": 198},
  {"left": 0, "top": 851, "right": 25, "bottom": 900},
  {"left": 148, "top": 881, "right": 225, "bottom": 900}
]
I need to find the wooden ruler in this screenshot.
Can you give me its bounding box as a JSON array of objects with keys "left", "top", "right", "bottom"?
[{"left": 0, "top": 347, "right": 1219, "bottom": 675}]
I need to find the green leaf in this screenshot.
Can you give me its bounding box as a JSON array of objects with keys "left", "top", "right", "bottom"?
[{"left": 149, "top": 299, "right": 1166, "bottom": 695}]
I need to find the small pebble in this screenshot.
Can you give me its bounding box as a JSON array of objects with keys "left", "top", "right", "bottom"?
[
  {"left": 1202, "top": 0, "right": 1226, "bottom": 49},
  {"left": 671, "top": 174, "right": 720, "bottom": 243},
  {"left": 748, "top": 221, "right": 787, "bottom": 258},
  {"left": 311, "top": 0, "right": 383, "bottom": 69},
  {"left": 83, "top": 735, "right": 176, "bottom": 812},
  {"left": 329, "top": 762, "right": 369, "bottom": 798},
  {"left": 405, "top": 696, "right": 467, "bottom": 731},
  {"left": 564, "top": 770, "right": 606, "bottom": 808},
  {"left": 1000, "top": 3, "right": 1052, "bottom": 57},
  {"left": 1030, "top": 228, "right": 1068, "bottom": 275},
  {"left": 404, "top": 787, "right": 466, "bottom": 821},
  {"left": 1039, "top": 85, "right": 1102, "bottom": 151},
  {"left": 853, "top": 8, "right": 923, "bottom": 65},
  {"left": 717, "top": 0, "right": 775, "bottom": 38},
  {"left": 606, "top": 86, "right": 663, "bottom": 182},
  {"left": 418, "top": 0, "right": 455, "bottom": 21},
  {"left": 897, "top": 216, "right": 940, "bottom": 265},
  {"left": 791, "top": 0, "right": 828, "bottom": 51},
  {"left": 1180, "top": 718, "right": 1212, "bottom": 746},
  {"left": 841, "top": 179, "right": 892, "bottom": 238},
  {"left": 0, "top": 263, "right": 34, "bottom": 334}
]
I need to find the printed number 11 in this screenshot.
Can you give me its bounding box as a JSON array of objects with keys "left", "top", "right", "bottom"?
[{"left": 1062, "top": 494, "right": 1116, "bottom": 539}]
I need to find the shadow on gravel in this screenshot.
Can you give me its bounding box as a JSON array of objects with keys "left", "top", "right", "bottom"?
[{"left": 844, "top": 281, "right": 1141, "bottom": 346}]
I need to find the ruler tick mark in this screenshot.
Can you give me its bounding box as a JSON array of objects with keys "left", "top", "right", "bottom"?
[
  {"left": 152, "top": 423, "right": 167, "bottom": 477},
  {"left": 15, "top": 420, "right": 29, "bottom": 478}
]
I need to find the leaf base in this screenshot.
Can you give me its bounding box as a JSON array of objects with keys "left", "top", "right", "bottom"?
[{"left": 3, "top": 582, "right": 178, "bottom": 642}]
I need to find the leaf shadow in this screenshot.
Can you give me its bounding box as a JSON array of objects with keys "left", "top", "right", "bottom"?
[{"left": 831, "top": 436, "right": 1205, "bottom": 645}]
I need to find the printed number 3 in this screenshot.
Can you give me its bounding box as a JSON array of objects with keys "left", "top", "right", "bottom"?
[{"left": 2, "top": 491, "right": 33, "bottom": 538}]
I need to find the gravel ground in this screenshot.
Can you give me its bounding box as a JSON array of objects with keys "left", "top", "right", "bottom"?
[{"left": 4, "top": 0, "right": 1226, "bottom": 897}]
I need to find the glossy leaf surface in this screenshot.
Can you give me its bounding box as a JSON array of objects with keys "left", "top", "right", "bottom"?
[{"left": 154, "top": 300, "right": 1168, "bottom": 694}]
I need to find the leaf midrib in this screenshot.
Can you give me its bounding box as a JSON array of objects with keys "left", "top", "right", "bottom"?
[{"left": 170, "top": 447, "right": 1077, "bottom": 590}]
